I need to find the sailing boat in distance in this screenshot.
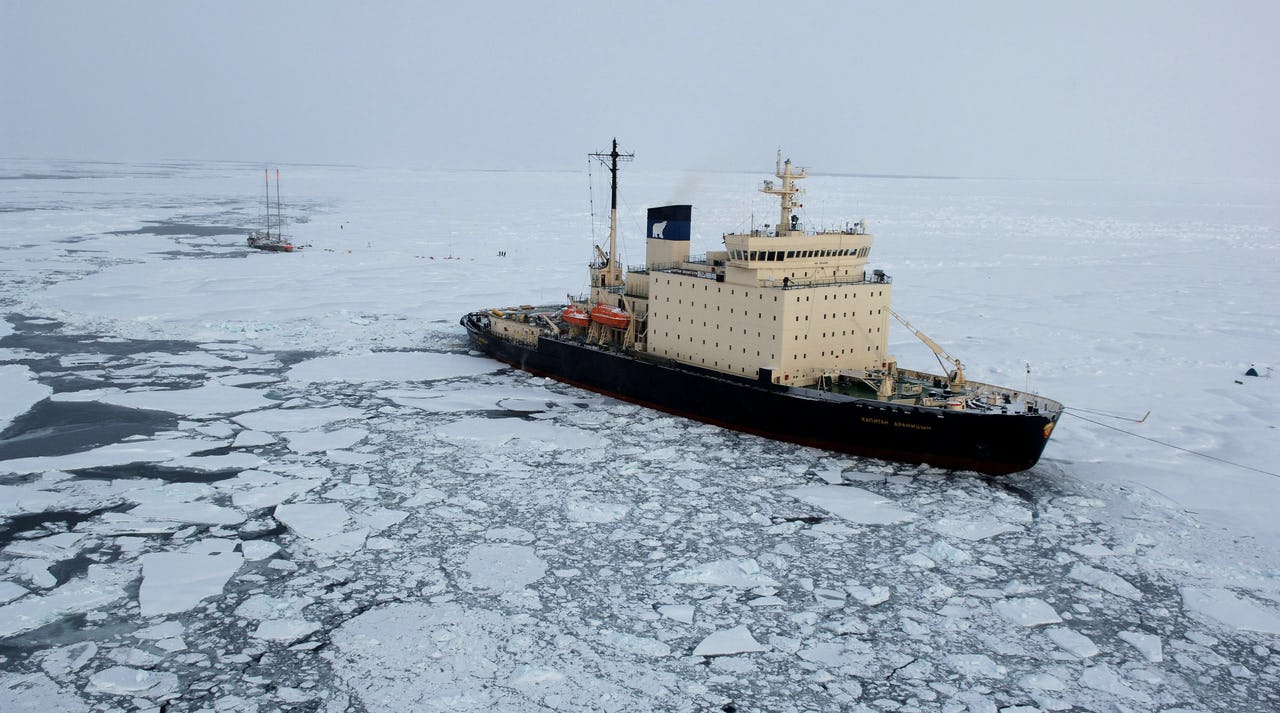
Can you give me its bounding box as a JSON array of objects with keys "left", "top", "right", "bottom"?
[{"left": 247, "top": 168, "right": 299, "bottom": 252}]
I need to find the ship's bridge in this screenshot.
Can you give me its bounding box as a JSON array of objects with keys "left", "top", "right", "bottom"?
[
  {"left": 721, "top": 224, "right": 875, "bottom": 286},
  {"left": 724, "top": 228, "right": 873, "bottom": 265}
]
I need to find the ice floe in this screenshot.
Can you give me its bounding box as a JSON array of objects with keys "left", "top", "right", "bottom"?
[
  {"left": 0, "top": 570, "right": 128, "bottom": 638},
  {"left": 0, "top": 364, "right": 51, "bottom": 431},
  {"left": 87, "top": 665, "right": 179, "bottom": 699},
  {"left": 666, "top": 558, "right": 779, "bottom": 588},
  {"left": 785, "top": 484, "right": 917, "bottom": 525},
  {"left": 288, "top": 351, "right": 501, "bottom": 384},
  {"left": 138, "top": 539, "right": 243, "bottom": 616},
  {"left": 1181, "top": 586, "right": 1280, "bottom": 634},
  {"left": 284, "top": 425, "right": 367, "bottom": 454},
  {"left": 51, "top": 382, "right": 274, "bottom": 418},
  {"left": 691, "top": 625, "right": 768, "bottom": 657},
  {"left": 1067, "top": 562, "right": 1142, "bottom": 600},
  {"left": 462, "top": 543, "right": 546, "bottom": 592},
  {"left": 992, "top": 597, "right": 1062, "bottom": 627},
  {"left": 0, "top": 436, "right": 227, "bottom": 474},
  {"left": 232, "top": 405, "right": 363, "bottom": 432}
]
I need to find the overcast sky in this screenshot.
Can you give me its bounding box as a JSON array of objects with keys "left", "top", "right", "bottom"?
[{"left": 3, "top": 1, "right": 1276, "bottom": 180}]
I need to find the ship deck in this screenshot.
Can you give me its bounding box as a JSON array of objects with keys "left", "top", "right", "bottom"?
[
  {"left": 468, "top": 307, "right": 1063, "bottom": 419},
  {"left": 800, "top": 368, "right": 1060, "bottom": 416}
]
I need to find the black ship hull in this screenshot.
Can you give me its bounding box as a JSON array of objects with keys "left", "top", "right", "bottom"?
[{"left": 461, "top": 314, "right": 1057, "bottom": 476}]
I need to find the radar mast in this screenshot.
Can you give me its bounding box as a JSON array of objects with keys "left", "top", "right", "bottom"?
[{"left": 760, "top": 148, "right": 806, "bottom": 236}]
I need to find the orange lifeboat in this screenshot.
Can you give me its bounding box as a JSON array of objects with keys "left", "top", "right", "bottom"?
[
  {"left": 562, "top": 305, "right": 591, "bottom": 327},
  {"left": 589, "top": 304, "right": 630, "bottom": 329}
]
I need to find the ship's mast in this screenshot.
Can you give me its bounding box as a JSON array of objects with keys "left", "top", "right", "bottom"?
[
  {"left": 274, "top": 169, "right": 282, "bottom": 240},
  {"left": 263, "top": 168, "right": 271, "bottom": 238},
  {"left": 760, "top": 148, "right": 806, "bottom": 236},
  {"left": 589, "top": 139, "right": 632, "bottom": 287}
]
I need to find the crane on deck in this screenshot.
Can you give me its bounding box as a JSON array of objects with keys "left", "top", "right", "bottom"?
[{"left": 890, "top": 310, "right": 966, "bottom": 389}]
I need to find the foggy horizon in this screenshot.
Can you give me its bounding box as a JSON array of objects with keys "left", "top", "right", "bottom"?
[{"left": 3, "top": 1, "right": 1278, "bottom": 182}]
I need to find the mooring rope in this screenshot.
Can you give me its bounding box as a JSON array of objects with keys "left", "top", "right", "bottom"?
[{"left": 1063, "top": 409, "right": 1280, "bottom": 479}]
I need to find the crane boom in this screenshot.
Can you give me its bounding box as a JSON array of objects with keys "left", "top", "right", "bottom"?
[{"left": 890, "top": 310, "right": 966, "bottom": 387}]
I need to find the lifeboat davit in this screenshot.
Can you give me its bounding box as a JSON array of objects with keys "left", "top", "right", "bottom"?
[
  {"left": 562, "top": 305, "right": 591, "bottom": 327},
  {"left": 589, "top": 304, "right": 630, "bottom": 329}
]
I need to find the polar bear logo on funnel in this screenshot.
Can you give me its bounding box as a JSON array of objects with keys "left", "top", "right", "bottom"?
[{"left": 651, "top": 221, "right": 667, "bottom": 239}]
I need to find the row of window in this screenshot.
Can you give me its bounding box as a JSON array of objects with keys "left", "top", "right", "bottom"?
[
  {"left": 792, "top": 290, "right": 885, "bottom": 302},
  {"left": 661, "top": 279, "right": 778, "bottom": 301},
  {"left": 729, "top": 247, "right": 870, "bottom": 261},
  {"left": 657, "top": 344, "right": 881, "bottom": 372},
  {"left": 794, "top": 310, "right": 882, "bottom": 321},
  {"left": 657, "top": 278, "right": 885, "bottom": 303}
]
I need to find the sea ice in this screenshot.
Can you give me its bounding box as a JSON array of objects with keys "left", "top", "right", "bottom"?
[
  {"left": 0, "top": 364, "right": 51, "bottom": 431},
  {"left": 1117, "top": 630, "right": 1163, "bottom": 662},
  {"left": 51, "top": 382, "right": 274, "bottom": 418},
  {"left": 224, "top": 471, "right": 320, "bottom": 509},
  {"left": 87, "top": 665, "right": 179, "bottom": 699},
  {"left": 847, "top": 584, "right": 891, "bottom": 606},
  {"left": 127, "top": 500, "right": 246, "bottom": 527},
  {"left": 924, "top": 539, "right": 973, "bottom": 565},
  {"left": 0, "top": 436, "right": 227, "bottom": 475},
  {"left": 232, "top": 429, "right": 275, "bottom": 447},
  {"left": 691, "top": 625, "right": 768, "bottom": 657},
  {"left": 433, "top": 416, "right": 596, "bottom": 450},
  {"left": 240, "top": 540, "right": 281, "bottom": 560},
  {"left": 0, "top": 672, "right": 91, "bottom": 713},
  {"left": 785, "top": 485, "right": 917, "bottom": 525},
  {"left": 274, "top": 502, "right": 351, "bottom": 539},
  {"left": 928, "top": 516, "right": 1021, "bottom": 541},
  {"left": 233, "top": 405, "right": 363, "bottom": 432},
  {"left": 38, "top": 642, "right": 98, "bottom": 679},
  {"left": 943, "top": 653, "right": 1006, "bottom": 679},
  {"left": 0, "top": 581, "right": 28, "bottom": 605},
  {"left": 564, "top": 499, "right": 630, "bottom": 523},
  {"left": 284, "top": 426, "right": 368, "bottom": 454},
  {"left": 252, "top": 618, "right": 320, "bottom": 642},
  {"left": 462, "top": 543, "right": 547, "bottom": 592},
  {"left": 657, "top": 604, "right": 695, "bottom": 624},
  {"left": 992, "top": 597, "right": 1062, "bottom": 627},
  {"left": 0, "top": 574, "right": 127, "bottom": 638},
  {"left": 1045, "top": 626, "right": 1099, "bottom": 658},
  {"left": 1079, "top": 664, "right": 1152, "bottom": 703},
  {"left": 666, "top": 558, "right": 780, "bottom": 588},
  {"left": 598, "top": 630, "right": 671, "bottom": 657},
  {"left": 138, "top": 540, "right": 243, "bottom": 617},
  {"left": 1181, "top": 587, "right": 1280, "bottom": 634},
  {"left": 4, "top": 531, "right": 85, "bottom": 560},
  {"left": 327, "top": 601, "right": 649, "bottom": 709},
  {"left": 1067, "top": 563, "right": 1142, "bottom": 600},
  {"left": 288, "top": 351, "right": 500, "bottom": 384}
]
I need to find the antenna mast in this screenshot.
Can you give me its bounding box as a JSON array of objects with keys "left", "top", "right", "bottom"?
[
  {"left": 588, "top": 139, "right": 633, "bottom": 286},
  {"left": 760, "top": 148, "right": 806, "bottom": 236}
]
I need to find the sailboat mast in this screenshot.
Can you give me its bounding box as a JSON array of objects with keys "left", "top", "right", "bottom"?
[
  {"left": 274, "top": 169, "right": 282, "bottom": 240},
  {"left": 263, "top": 168, "right": 271, "bottom": 238}
]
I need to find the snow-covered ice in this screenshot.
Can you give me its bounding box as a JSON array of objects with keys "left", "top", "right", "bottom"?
[
  {"left": 691, "top": 625, "right": 769, "bottom": 657},
  {"left": 992, "top": 597, "right": 1062, "bottom": 627},
  {"left": 1181, "top": 587, "right": 1280, "bottom": 635},
  {"left": 0, "top": 365, "right": 51, "bottom": 431},
  {"left": 1, "top": 160, "right": 1278, "bottom": 712},
  {"left": 287, "top": 351, "right": 500, "bottom": 384},
  {"left": 785, "top": 484, "right": 918, "bottom": 525},
  {"left": 138, "top": 540, "right": 243, "bottom": 616}
]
